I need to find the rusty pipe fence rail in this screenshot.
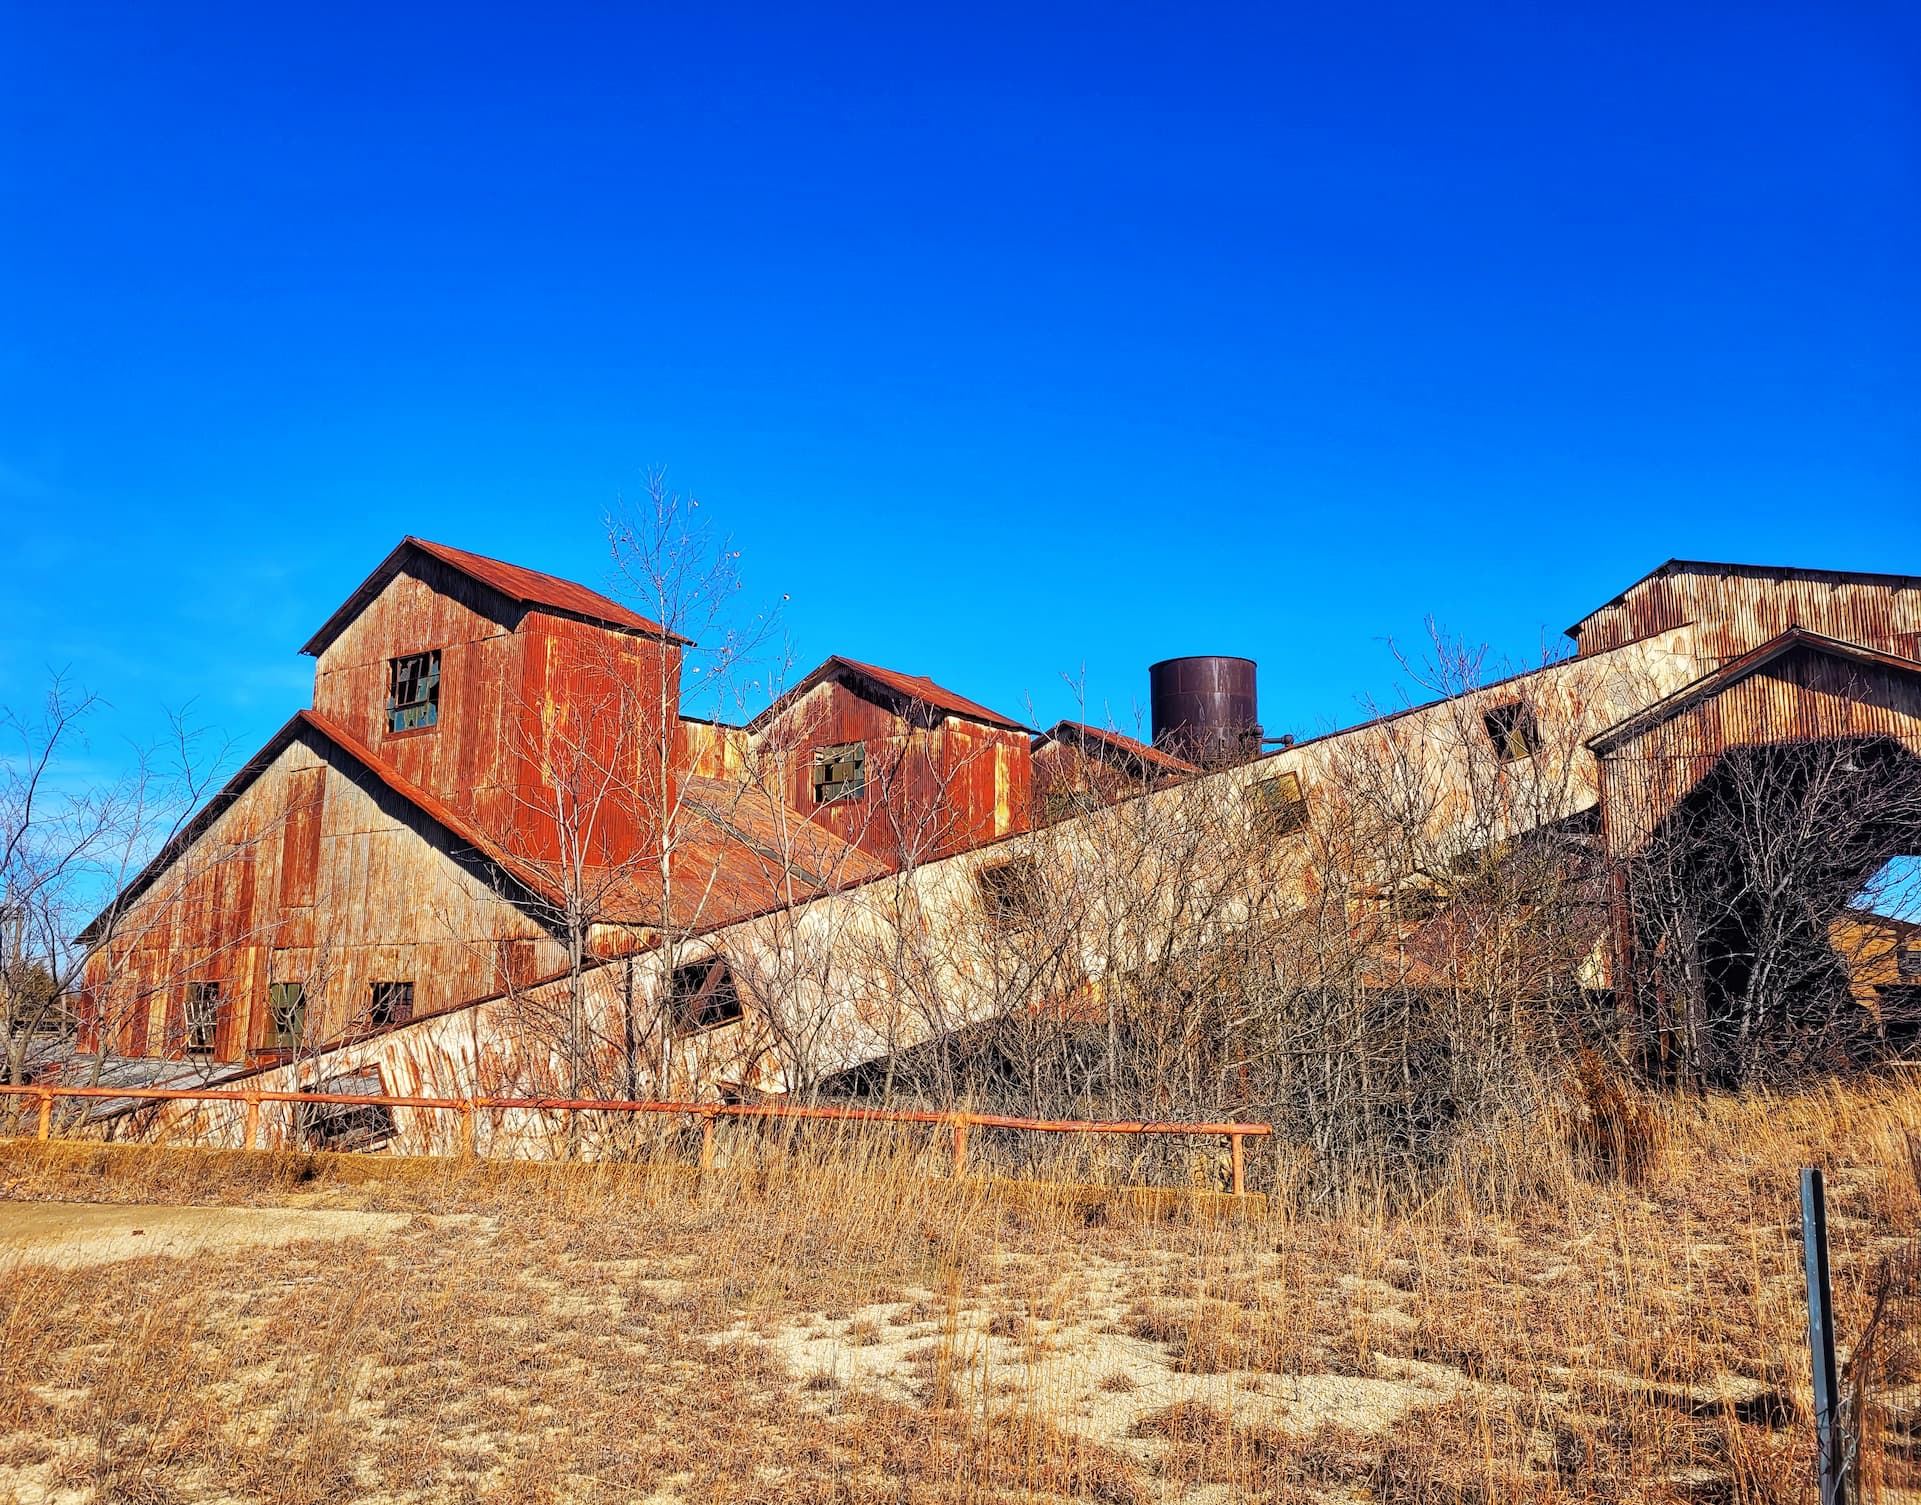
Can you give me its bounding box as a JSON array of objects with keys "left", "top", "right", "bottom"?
[{"left": 0, "top": 1083, "right": 1272, "bottom": 1194}]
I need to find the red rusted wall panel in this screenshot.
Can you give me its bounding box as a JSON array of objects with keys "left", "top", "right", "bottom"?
[{"left": 753, "top": 679, "right": 1031, "bottom": 868}]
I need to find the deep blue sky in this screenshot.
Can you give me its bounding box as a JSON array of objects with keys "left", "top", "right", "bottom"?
[{"left": 2, "top": 3, "right": 1916, "bottom": 767}]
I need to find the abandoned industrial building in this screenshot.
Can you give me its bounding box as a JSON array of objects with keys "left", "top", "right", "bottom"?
[{"left": 27, "top": 542, "right": 1921, "bottom": 1150}]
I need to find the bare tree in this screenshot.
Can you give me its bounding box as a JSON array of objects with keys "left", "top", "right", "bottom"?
[
  {"left": 2, "top": 677, "right": 233, "bottom": 1103},
  {"left": 1625, "top": 734, "right": 1921, "bottom": 1089}
]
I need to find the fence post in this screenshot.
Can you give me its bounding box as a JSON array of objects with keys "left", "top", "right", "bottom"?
[
  {"left": 700, "top": 1110, "right": 716, "bottom": 1172},
  {"left": 242, "top": 1092, "right": 260, "bottom": 1152},
  {"left": 1230, "top": 1131, "right": 1246, "bottom": 1197},
  {"left": 460, "top": 1098, "right": 477, "bottom": 1160},
  {"left": 1802, "top": 1167, "right": 1844, "bottom": 1505},
  {"left": 952, "top": 1114, "right": 969, "bottom": 1178},
  {"left": 36, "top": 1091, "right": 52, "bottom": 1142}
]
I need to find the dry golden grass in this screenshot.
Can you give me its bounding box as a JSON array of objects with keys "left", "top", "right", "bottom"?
[{"left": 0, "top": 1075, "right": 1917, "bottom": 1504}]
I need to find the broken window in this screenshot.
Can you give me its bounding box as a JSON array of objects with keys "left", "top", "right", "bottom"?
[
  {"left": 303, "top": 1068, "right": 396, "bottom": 1151},
  {"left": 368, "top": 980, "right": 414, "bottom": 1027},
  {"left": 811, "top": 741, "right": 866, "bottom": 804},
  {"left": 184, "top": 982, "right": 219, "bottom": 1055},
  {"left": 1483, "top": 701, "right": 1542, "bottom": 763},
  {"left": 670, "top": 959, "right": 743, "bottom": 1035},
  {"left": 387, "top": 650, "right": 441, "bottom": 733},
  {"left": 1901, "top": 939, "right": 1921, "bottom": 982},
  {"left": 1248, "top": 770, "right": 1309, "bottom": 835},
  {"left": 267, "top": 982, "right": 306, "bottom": 1050},
  {"left": 977, "top": 856, "right": 1041, "bottom": 924}
]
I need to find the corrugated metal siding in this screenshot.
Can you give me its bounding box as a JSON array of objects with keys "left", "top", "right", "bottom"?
[
  {"left": 1597, "top": 644, "right": 1921, "bottom": 853},
  {"left": 749, "top": 678, "right": 1033, "bottom": 868},
  {"left": 1575, "top": 566, "right": 1921, "bottom": 664},
  {"left": 80, "top": 727, "right": 569, "bottom": 1067},
  {"left": 310, "top": 557, "right": 681, "bottom": 877}
]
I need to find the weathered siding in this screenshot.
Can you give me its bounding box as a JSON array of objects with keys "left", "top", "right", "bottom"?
[
  {"left": 81, "top": 726, "right": 568, "bottom": 1066},
  {"left": 1596, "top": 644, "right": 1921, "bottom": 854},
  {"left": 310, "top": 554, "right": 680, "bottom": 871},
  {"left": 752, "top": 678, "right": 1032, "bottom": 867},
  {"left": 1574, "top": 564, "right": 1921, "bottom": 664}
]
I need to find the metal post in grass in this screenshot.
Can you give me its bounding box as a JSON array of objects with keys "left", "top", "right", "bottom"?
[{"left": 1801, "top": 1167, "right": 1842, "bottom": 1505}]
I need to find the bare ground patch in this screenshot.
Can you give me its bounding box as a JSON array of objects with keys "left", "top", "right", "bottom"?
[{"left": 0, "top": 1077, "right": 1916, "bottom": 1502}]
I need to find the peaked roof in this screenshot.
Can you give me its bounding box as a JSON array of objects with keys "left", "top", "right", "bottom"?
[
  {"left": 80, "top": 710, "right": 575, "bottom": 944},
  {"left": 746, "top": 655, "right": 1027, "bottom": 733},
  {"left": 300, "top": 537, "right": 691, "bottom": 657},
  {"left": 1032, "top": 720, "right": 1200, "bottom": 776},
  {"left": 1567, "top": 559, "right": 1921, "bottom": 640},
  {"left": 1585, "top": 627, "right": 1921, "bottom": 755}
]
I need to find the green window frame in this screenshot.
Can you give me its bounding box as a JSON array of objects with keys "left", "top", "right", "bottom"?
[{"left": 267, "top": 982, "right": 306, "bottom": 1049}]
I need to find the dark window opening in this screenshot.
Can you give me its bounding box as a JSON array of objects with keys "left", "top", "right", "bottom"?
[
  {"left": 1880, "top": 985, "right": 1921, "bottom": 1054},
  {"left": 670, "top": 960, "right": 743, "bottom": 1035},
  {"left": 387, "top": 650, "right": 442, "bottom": 733},
  {"left": 1483, "top": 701, "right": 1542, "bottom": 763},
  {"left": 1249, "top": 770, "right": 1309, "bottom": 835},
  {"left": 267, "top": 982, "right": 305, "bottom": 1050},
  {"left": 303, "top": 1068, "right": 396, "bottom": 1151},
  {"left": 978, "top": 856, "right": 1041, "bottom": 924},
  {"left": 185, "top": 982, "right": 219, "bottom": 1055},
  {"left": 811, "top": 741, "right": 866, "bottom": 804},
  {"left": 369, "top": 980, "right": 414, "bottom": 1027},
  {"left": 1901, "top": 940, "right": 1921, "bottom": 982},
  {"left": 1040, "top": 789, "right": 1084, "bottom": 826}
]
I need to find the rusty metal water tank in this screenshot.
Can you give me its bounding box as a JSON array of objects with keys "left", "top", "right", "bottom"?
[{"left": 1149, "top": 656, "right": 1261, "bottom": 768}]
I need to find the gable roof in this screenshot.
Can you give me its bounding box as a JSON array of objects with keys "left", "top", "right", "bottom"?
[
  {"left": 300, "top": 537, "right": 691, "bottom": 657},
  {"left": 1567, "top": 559, "right": 1921, "bottom": 641},
  {"left": 1585, "top": 627, "right": 1921, "bottom": 755},
  {"left": 746, "top": 655, "right": 1027, "bottom": 734},
  {"left": 1032, "top": 720, "right": 1200, "bottom": 776},
  {"left": 79, "top": 709, "right": 574, "bottom": 944}
]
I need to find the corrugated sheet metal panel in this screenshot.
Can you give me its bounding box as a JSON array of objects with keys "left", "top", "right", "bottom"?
[
  {"left": 1574, "top": 563, "right": 1921, "bottom": 663},
  {"left": 748, "top": 677, "right": 1034, "bottom": 868},
  {"left": 1598, "top": 643, "right": 1921, "bottom": 853},
  {"left": 746, "top": 656, "right": 1027, "bottom": 734},
  {"left": 301, "top": 537, "right": 687, "bottom": 657},
  {"left": 80, "top": 724, "right": 571, "bottom": 1068}
]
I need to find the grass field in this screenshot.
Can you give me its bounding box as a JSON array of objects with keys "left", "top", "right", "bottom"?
[{"left": 0, "top": 1079, "right": 1917, "bottom": 1504}]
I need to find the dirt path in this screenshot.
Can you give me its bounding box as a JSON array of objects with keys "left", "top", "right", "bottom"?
[{"left": 0, "top": 1200, "right": 410, "bottom": 1269}]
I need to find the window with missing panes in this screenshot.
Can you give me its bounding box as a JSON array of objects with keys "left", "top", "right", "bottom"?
[
  {"left": 977, "top": 856, "right": 1040, "bottom": 924},
  {"left": 267, "top": 982, "right": 305, "bottom": 1049},
  {"left": 811, "top": 741, "right": 866, "bottom": 804},
  {"left": 185, "top": 982, "right": 219, "bottom": 1055},
  {"left": 670, "top": 960, "right": 743, "bottom": 1035},
  {"left": 1249, "top": 770, "right": 1308, "bottom": 835},
  {"left": 369, "top": 980, "right": 414, "bottom": 1027},
  {"left": 387, "top": 650, "right": 441, "bottom": 733},
  {"left": 1483, "top": 701, "right": 1541, "bottom": 763}
]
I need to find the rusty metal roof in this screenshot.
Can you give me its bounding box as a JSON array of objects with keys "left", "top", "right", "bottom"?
[
  {"left": 300, "top": 537, "right": 692, "bottom": 657},
  {"left": 1032, "top": 720, "right": 1200, "bottom": 775},
  {"left": 1586, "top": 627, "right": 1921, "bottom": 755},
  {"left": 673, "top": 776, "right": 891, "bottom": 925},
  {"left": 747, "top": 655, "right": 1027, "bottom": 733}
]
